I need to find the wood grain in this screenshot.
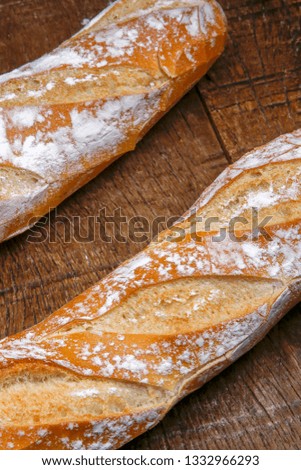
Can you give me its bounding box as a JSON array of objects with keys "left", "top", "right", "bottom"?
[
  {"left": 0, "top": 0, "right": 300, "bottom": 450},
  {"left": 198, "top": 0, "right": 301, "bottom": 161}
]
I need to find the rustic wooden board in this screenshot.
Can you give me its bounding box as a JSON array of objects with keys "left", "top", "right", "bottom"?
[{"left": 0, "top": 0, "right": 300, "bottom": 450}]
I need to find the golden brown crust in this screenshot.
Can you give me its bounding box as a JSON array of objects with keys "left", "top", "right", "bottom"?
[
  {"left": 0, "top": 0, "right": 227, "bottom": 243},
  {"left": 0, "top": 130, "right": 300, "bottom": 449}
]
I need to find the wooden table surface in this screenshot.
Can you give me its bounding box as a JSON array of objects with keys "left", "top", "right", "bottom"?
[{"left": 0, "top": 0, "right": 300, "bottom": 450}]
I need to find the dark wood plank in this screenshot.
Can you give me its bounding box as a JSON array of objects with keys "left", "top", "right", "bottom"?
[
  {"left": 0, "top": 0, "right": 108, "bottom": 74},
  {"left": 197, "top": 0, "right": 301, "bottom": 161},
  {"left": 0, "top": 0, "right": 300, "bottom": 450}
]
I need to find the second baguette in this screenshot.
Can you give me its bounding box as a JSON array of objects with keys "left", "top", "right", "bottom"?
[
  {"left": 0, "top": 0, "right": 227, "bottom": 242},
  {"left": 0, "top": 129, "right": 300, "bottom": 449}
]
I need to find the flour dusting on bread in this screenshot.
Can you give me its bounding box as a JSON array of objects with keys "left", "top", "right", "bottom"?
[
  {"left": 0, "top": 0, "right": 227, "bottom": 243},
  {"left": 0, "top": 130, "right": 300, "bottom": 449}
]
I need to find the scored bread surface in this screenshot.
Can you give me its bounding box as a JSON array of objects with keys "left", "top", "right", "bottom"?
[
  {"left": 0, "top": 130, "right": 300, "bottom": 449},
  {"left": 0, "top": 0, "right": 227, "bottom": 243}
]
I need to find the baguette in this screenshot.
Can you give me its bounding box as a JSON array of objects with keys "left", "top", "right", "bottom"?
[
  {"left": 0, "top": 129, "right": 300, "bottom": 450},
  {"left": 0, "top": 0, "right": 227, "bottom": 243}
]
